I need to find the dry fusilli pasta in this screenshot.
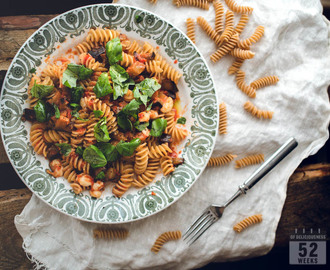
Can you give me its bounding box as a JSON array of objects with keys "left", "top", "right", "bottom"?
[
  {"left": 210, "top": 32, "right": 239, "bottom": 62},
  {"left": 230, "top": 48, "right": 255, "bottom": 59},
  {"left": 218, "top": 102, "right": 227, "bottom": 134},
  {"left": 243, "top": 100, "right": 274, "bottom": 119},
  {"left": 234, "top": 14, "right": 249, "bottom": 35},
  {"left": 236, "top": 70, "right": 256, "bottom": 98},
  {"left": 93, "top": 228, "right": 129, "bottom": 239},
  {"left": 207, "top": 154, "right": 237, "bottom": 167},
  {"left": 235, "top": 153, "right": 265, "bottom": 168},
  {"left": 197, "top": 16, "right": 222, "bottom": 46},
  {"left": 186, "top": 18, "right": 196, "bottom": 44},
  {"left": 238, "top": 26, "right": 265, "bottom": 49},
  {"left": 250, "top": 75, "right": 279, "bottom": 90},
  {"left": 151, "top": 231, "right": 182, "bottom": 253},
  {"left": 224, "top": 0, "right": 253, "bottom": 14},
  {"left": 214, "top": 0, "right": 225, "bottom": 33},
  {"left": 228, "top": 58, "right": 245, "bottom": 75},
  {"left": 174, "top": 0, "right": 209, "bottom": 10},
  {"left": 233, "top": 214, "right": 263, "bottom": 232}
]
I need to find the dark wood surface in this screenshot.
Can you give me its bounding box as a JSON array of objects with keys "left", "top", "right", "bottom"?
[{"left": 0, "top": 2, "right": 329, "bottom": 269}]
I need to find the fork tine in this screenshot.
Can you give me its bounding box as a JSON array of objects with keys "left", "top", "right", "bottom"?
[
  {"left": 187, "top": 217, "right": 215, "bottom": 245},
  {"left": 183, "top": 209, "right": 210, "bottom": 240}
]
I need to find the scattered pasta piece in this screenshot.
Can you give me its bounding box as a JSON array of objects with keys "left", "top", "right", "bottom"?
[
  {"left": 93, "top": 228, "right": 129, "bottom": 239},
  {"left": 236, "top": 70, "right": 256, "bottom": 98},
  {"left": 224, "top": 0, "right": 253, "bottom": 14},
  {"left": 230, "top": 48, "right": 255, "bottom": 59},
  {"left": 219, "top": 10, "right": 234, "bottom": 44},
  {"left": 213, "top": 0, "right": 225, "bottom": 33},
  {"left": 235, "top": 154, "right": 264, "bottom": 168},
  {"left": 149, "top": 0, "right": 157, "bottom": 3},
  {"left": 243, "top": 100, "right": 274, "bottom": 119},
  {"left": 218, "top": 102, "right": 228, "bottom": 134},
  {"left": 234, "top": 14, "right": 249, "bottom": 35},
  {"left": 210, "top": 32, "right": 239, "bottom": 63},
  {"left": 207, "top": 154, "right": 237, "bottom": 167},
  {"left": 233, "top": 214, "right": 263, "bottom": 232},
  {"left": 250, "top": 75, "right": 279, "bottom": 90},
  {"left": 238, "top": 26, "right": 265, "bottom": 49},
  {"left": 173, "top": 0, "right": 210, "bottom": 10},
  {"left": 151, "top": 231, "right": 182, "bottom": 254},
  {"left": 228, "top": 58, "right": 245, "bottom": 75},
  {"left": 186, "top": 18, "right": 196, "bottom": 43},
  {"left": 197, "top": 16, "right": 222, "bottom": 46}
]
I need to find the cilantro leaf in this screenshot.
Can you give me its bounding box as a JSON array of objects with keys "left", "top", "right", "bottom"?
[
  {"left": 177, "top": 117, "right": 186, "bottom": 124},
  {"left": 133, "top": 78, "right": 161, "bottom": 106},
  {"left": 96, "top": 142, "right": 119, "bottom": 162},
  {"left": 96, "top": 171, "right": 105, "bottom": 180},
  {"left": 70, "top": 86, "right": 84, "bottom": 104},
  {"left": 30, "top": 82, "right": 54, "bottom": 99},
  {"left": 134, "top": 121, "right": 149, "bottom": 131},
  {"left": 83, "top": 145, "right": 107, "bottom": 168},
  {"left": 62, "top": 64, "right": 93, "bottom": 88},
  {"left": 110, "top": 64, "right": 135, "bottom": 100},
  {"left": 76, "top": 146, "right": 84, "bottom": 156},
  {"left": 106, "top": 37, "right": 123, "bottom": 65},
  {"left": 116, "top": 138, "right": 141, "bottom": 156},
  {"left": 94, "top": 117, "right": 110, "bottom": 142},
  {"left": 117, "top": 112, "right": 133, "bottom": 131},
  {"left": 121, "top": 99, "right": 141, "bottom": 116},
  {"left": 93, "top": 72, "right": 113, "bottom": 98},
  {"left": 54, "top": 104, "right": 60, "bottom": 119},
  {"left": 93, "top": 110, "right": 104, "bottom": 118},
  {"left": 150, "top": 118, "right": 167, "bottom": 137}
]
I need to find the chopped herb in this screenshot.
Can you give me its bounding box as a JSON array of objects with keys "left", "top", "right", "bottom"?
[
  {"left": 96, "top": 142, "right": 119, "bottom": 162},
  {"left": 116, "top": 138, "right": 141, "bottom": 156},
  {"left": 34, "top": 100, "right": 48, "bottom": 122},
  {"left": 94, "top": 117, "right": 110, "bottom": 142},
  {"left": 62, "top": 64, "right": 93, "bottom": 88},
  {"left": 134, "top": 121, "right": 149, "bottom": 131},
  {"left": 70, "top": 86, "right": 84, "bottom": 104},
  {"left": 150, "top": 118, "right": 167, "bottom": 137},
  {"left": 105, "top": 37, "right": 123, "bottom": 65},
  {"left": 70, "top": 103, "right": 80, "bottom": 109},
  {"left": 93, "top": 110, "right": 104, "bottom": 118},
  {"left": 133, "top": 78, "right": 161, "bottom": 106},
  {"left": 95, "top": 171, "right": 105, "bottom": 180},
  {"left": 54, "top": 104, "right": 60, "bottom": 119},
  {"left": 135, "top": 15, "right": 143, "bottom": 23},
  {"left": 83, "top": 145, "right": 107, "bottom": 168},
  {"left": 93, "top": 72, "right": 113, "bottom": 98},
  {"left": 109, "top": 64, "right": 135, "bottom": 100},
  {"left": 117, "top": 112, "right": 133, "bottom": 131},
  {"left": 29, "top": 68, "right": 36, "bottom": 74},
  {"left": 177, "top": 117, "right": 186, "bottom": 124},
  {"left": 76, "top": 146, "right": 84, "bottom": 156},
  {"left": 30, "top": 82, "right": 54, "bottom": 99},
  {"left": 56, "top": 143, "right": 72, "bottom": 156}
]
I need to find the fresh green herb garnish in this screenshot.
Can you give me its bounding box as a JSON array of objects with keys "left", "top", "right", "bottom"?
[
  {"left": 94, "top": 117, "right": 110, "bottom": 142},
  {"left": 177, "top": 117, "right": 186, "bottom": 124},
  {"left": 106, "top": 37, "right": 123, "bottom": 65},
  {"left": 109, "top": 64, "right": 135, "bottom": 100},
  {"left": 34, "top": 100, "right": 48, "bottom": 122},
  {"left": 150, "top": 118, "right": 167, "bottom": 137},
  {"left": 56, "top": 143, "right": 72, "bottom": 156},
  {"left": 96, "top": 142, "right": 119, "bottom": 162},
  {"left": 54, "top": 104, "right": 60, "bottom": 119},
  {"left": 116, "top": 138, "right": 141, "bottom": 156},
  {"left": 70, "top": 103, "right": 80, "bottom": 109},
  {"left": 62, "top": 64, "right": 93, "bottom": 88},
  {"left": 83, "top": 145, "right": 107, "bottom": 168},
  {"left": 134, "top": 121, "right": 149, "bottom": 131},
  {"left": 29, "top": 68, "right": 36, "bottom": 74},
  {"left": 30, "top": 82, "right": 54, "bottom": 99},
  {"left": 93, "top": 110, "right": 104, "bottom": 118},
  {"left": 70, "top": 86, "right": 84, "bottom": 104},
  {"left": 135, "top": 15, "right": 143, "bottom": 23},
  {"left": 133, "top": 78, "right": 161, "bottom": 106},
  {"left": 117, "top": 112, "right": 133, "bottom": 131},
  {"left": 121, "top": 99, "right": 141, "bottom": 117},
  {"left": 76, "top": 146, "right": 84, "bottom": 156},
  {"left": 93, "top": 72, "right": 113, "bottom": 98},
  {"left": 95, "top": 171, "right": 105, "bottom": 180}
]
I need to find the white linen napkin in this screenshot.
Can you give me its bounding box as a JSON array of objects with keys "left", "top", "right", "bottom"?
[{"left": 15, "top": 0, "right": 330, "bottom": 269}]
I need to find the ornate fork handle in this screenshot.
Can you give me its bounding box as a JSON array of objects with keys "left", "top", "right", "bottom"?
[{"left": 223, "top": 137, "right": 298, "bottom": 208}]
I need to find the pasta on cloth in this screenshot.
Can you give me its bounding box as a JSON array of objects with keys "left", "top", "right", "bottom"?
[{"left": 15, "top": 0, "right": 330, "bottom": 269}]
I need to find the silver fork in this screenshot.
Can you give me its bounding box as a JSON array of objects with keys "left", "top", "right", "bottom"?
[{"left": 183, "top": 137, "right": 298, "bottom": 245}]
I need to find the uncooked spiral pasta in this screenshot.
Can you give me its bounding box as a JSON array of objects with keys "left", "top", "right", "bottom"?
[
  {"left": 218, "top": 102, "right": 227, "bottom": 134},
  {"left": 236, "top": 70, "right": 256, "bottom": 98},
  {"left": 134, "top": 143, "right": 149, "bottom": 175},
  {"left": 210, "top": 32, "right": 239, "bottom": 62},
  {"left": 235, "top": 153, "right": 265, "bottom": 168},
  {"left": 238, "top": 26, "right": 265, "bottom": 49},
  {"left": 160, "top": 155, "right": 175, "bottom": 176},
  {"left": 132, "top": 159, "right": 160, "bottom": 188},
  {"left": 224, "top": 0, "right": 253, "bottom": 14},
  {"left": 112, "top": 163, "right": 135, "bottom": 197},
  {"left": 219, "top": 10, "right": 234, "bottom": 44},
  {"left": 207, "top": 154, "right": 237, "bottom": 167},
  {"left": 93, "top": 228, "right": 129, "bottom": 239},
  {"left": 243, "top": 100, "right": 274, "bottom": 119},
  {"left": 228, "top": 58, "right": 245, "bottom": 75},
  {"left": 173, "top": 0, "right": 209, "bottom": 10},
  {"left": 214, "top": 0, "right": 225, "bottom": 33},
  {"left": 230, "top": 48, "right": 255, "bottom": 59},
  {"left": 25, "top": 26, "right": 187, "bottom": 198},
  {"left": 197, "top": 16, "right": 222, "bottom": 46},
  {"left": 151, "top": 231, "right": 182, "bottom": 254},
  {"left": 250, "top": 75, "right": 279, "bottom": 90},
  {"left": 233, "top": 214, "right": 263, "bottom": 232},
  {"left": 186, "top": 18, "right": 196, "bottom": 44},
  {"left": 234, "top": 14, "right": 249, "bottom": 35}
]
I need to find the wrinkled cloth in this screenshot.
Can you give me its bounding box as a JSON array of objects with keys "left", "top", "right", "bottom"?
[{"left": 15, "top": 0, "right": 330, "bottom": 269}]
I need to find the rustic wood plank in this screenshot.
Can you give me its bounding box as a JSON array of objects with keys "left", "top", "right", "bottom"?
[
  {"left": 0, "top": 15, "right": 57, "bottom": 30},
  {"left": 0, "top": 164, "right": 329, "bottom": 269},
  {"left": 322, "top": 0, "right": 330, "bottom": 8},
  {"left": 0, "top": 137, "right": 9, "bottom": 164}
]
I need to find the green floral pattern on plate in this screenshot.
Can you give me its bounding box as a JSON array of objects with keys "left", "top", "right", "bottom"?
[{"left": 0, "top": 4, "right": 218, "bottom": 223}]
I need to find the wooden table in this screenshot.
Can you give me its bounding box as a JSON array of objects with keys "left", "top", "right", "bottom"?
[{"left": 0, "top": 7, "right": 330, "bottom": 270}]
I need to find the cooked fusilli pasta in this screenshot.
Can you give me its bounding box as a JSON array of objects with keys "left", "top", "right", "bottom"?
[
  {"left": 243, "top": 100, "right": 274, "bottom": 119},
  {"left": 132, "top": 159, "right": 160, "bottom": 188},
  {"left": 112, "top": 163, "right": 134, "bottom": 197},
  {"left": 235, "top": 153, "right": 265, "bottom": 168},
  {"left": 233, "top": 214, "right": 263, "bottom": 232},
  {"left": 160, "top": 155, "right": 175, "bottom": 176},
  {"left": 134, "top": 143, "right": 149, "bottom": 175},
  {"left": 30, "top": 123, "right": 48, "bottom": 157},
  {"left": 151, "top": 231, "right": 182, "bottom": 253}
]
